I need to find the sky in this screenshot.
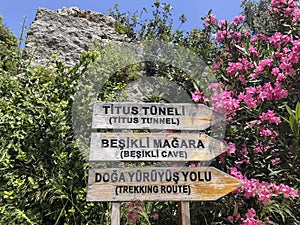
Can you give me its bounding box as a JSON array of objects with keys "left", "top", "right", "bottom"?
[{"left": 0, "top": 0, "right": 243, "bottom": 39}]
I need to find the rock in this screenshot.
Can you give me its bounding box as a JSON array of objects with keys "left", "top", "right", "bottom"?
[{"left": 24, "top": 7, "right": 127, "bottom": 66}]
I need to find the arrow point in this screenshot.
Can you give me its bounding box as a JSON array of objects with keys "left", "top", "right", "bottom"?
[{"left": 211, "top": 111, "right": 226, "bottom": 126}]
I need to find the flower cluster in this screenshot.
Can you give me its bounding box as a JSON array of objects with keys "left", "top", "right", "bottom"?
[
  {"left": 208, "top": 82, "right": 240, "bottom": 118},
  {"left": 200, "top": 0, "right": 300, "bottom": 224},
  {"left": 125, "top": 202, "right": 144, "bottom": 224},
  {"left": 269, "top": 0, "right": 300, "bottom": 23},
  {"left": 228, "top": 208, "right": 267, "bottom": 225},
  {"left": 192, "top": 90, "right": 208, "bottom": 103},
  {"left": 230, "top": 167, "right": 299, "bottom": 205}
]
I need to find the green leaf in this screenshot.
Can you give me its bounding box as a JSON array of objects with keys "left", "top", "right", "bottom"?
[
  {"left": 279, "top": 114, "right": 290, "bottom": 124},
  {"left": 296, "top": 102, "right": 300, "bottom": 121},
  {"left": 286, "top": 104, "right": 294, "bottom": 116},
  {"left": 289, "top": 114, "right": 298, "bottom": 136}
]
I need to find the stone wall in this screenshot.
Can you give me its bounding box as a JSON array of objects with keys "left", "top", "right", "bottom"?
[{"left": 25, "top": 7, "right": 127, "bottom": 66}]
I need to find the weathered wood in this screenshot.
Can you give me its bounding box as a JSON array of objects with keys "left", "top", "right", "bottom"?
[
  {"left": 178, "top": 202, "right": 190, "bottom": 225},
  {"left": 89, "top": 132, "right": 229, "bottom": 162},
  {"left": 111, "top": 202, "right": 120, "bottom": 225},
  {"left": 86, "top": 167, "right": 243, "bottom": 202},
  {"left": 92, "top": 102, "right": 224, "bottom": 130}
]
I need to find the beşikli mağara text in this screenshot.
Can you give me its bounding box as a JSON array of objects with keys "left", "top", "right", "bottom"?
[{"left": 100, "top": 137, "right": 205, "bottom": 150}]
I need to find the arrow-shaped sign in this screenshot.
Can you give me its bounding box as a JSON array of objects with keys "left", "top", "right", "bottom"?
[
  {"left": 87, "top": 167, "right": 243, "bottom": 202},
  {"left": 92, "top": 102, "right": 224, "bottom": 130},
  {"left": 89, "top": 132, "right": 229, "bottom": 162}
]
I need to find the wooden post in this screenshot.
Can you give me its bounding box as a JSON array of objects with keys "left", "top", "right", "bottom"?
[
  {"left": 111, "top": 202, "right": 120, "bottom": 225},
  {"left": 178, "top": 202, "right": 191, "bottom": 225}
]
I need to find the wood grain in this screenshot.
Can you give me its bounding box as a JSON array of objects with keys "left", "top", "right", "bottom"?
[
  {"left": 89, "top": 132, "right": 229, "bottom": 162},
  {"left": 92, "top": 102, "right": 224, "bottom": 130},
  {"left": 87, "top": 167, "right": 243, "bottom": 202}
]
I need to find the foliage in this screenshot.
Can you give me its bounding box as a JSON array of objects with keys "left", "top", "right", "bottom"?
[
  {"left": 195, "top": 0, "right": 300, "bottom": 224},
  {"left": 106, "top": 1, "right": 218, "bottom": 106},
  {"left": 0, "top": 16, "right": 21, "bottom": 73},
  {"left": 241, "top": 0, "right": 300, "bottom": 38},
  {"left": 0, "top": 22, "right": 110, "bottom": 223},
  {"left": 1, "top": 0, "right": 300, "bottom": 224}
]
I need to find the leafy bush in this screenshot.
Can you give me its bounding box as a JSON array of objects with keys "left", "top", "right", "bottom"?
[{"left": 192, "top": 0, "right": 300, "bottom": 224}]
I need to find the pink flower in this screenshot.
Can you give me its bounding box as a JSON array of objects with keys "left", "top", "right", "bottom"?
[
  {"left": 232, "top": 15, "right": 245, "bottom": 26},
  {"left": 152, "top": 213, "right": 159, "bottom": 221},
  {"left": 227, "top": 62, "right": 243, "bottom": 75},
  {"left": 271, "top": 67, "right": 280, "bottom": 75},
  {"left": 249, "top": 120, "right": 261, "bottom": 128},
  {"left": 255, "top": 58, "right": 273, "bottom": 75},
  {"left": 251, "top": 34, "right": 267, "bottom": 42},
  {"left": 216, "top": 30, "right": 226, "bottom": 42},
  {"left": 279, "top": 184, "right": 299, "bottom": 199},
  {"left": 192, "top": 90, "right": 208, "bottom": 103},
  {"left": 290, "top": 40, "right": 300, "bottom": 59},
  {"left": 128, "top": 212, "right": 139, "bottom": 224},
  {"left": 228, "top": 216, "right": 234, "bottom": 222},
  {"left": 205, "top": 14, "right": 216, "bottom": 27},
  {"left": 272, "top": 157, "right": 281, "bottom": 165},
  {"left": 253, "top": 144, "right": 270, "bottom": 153},
  {"left": 248, "top": 46, "right": 259, "bottom": 57},
  {"left": 125, "top": 202, "right": 133, "bottom": 207},
  {"left": 230, "top": 167, "right": 244, "bottom": 181},
  {"left": 292, "top": 8, "right": 300, "bottom": 22},
  {"left": 218, "top": 20, "right": 227, "bottom": 28},
  {"left": 276, "top": 73, "right": 286, "bottom": 82},
  {"left": 238, "top": 75, "right": 246, "bottom": 84},
  {"left": 239, "top": 58, "right": 254, "bottom": 70},
  {"left": 227, "top": 142, "right": 237, "bottom": 154},
  {"left": 209, "top": 83, "right": 241, "bottom": 116},
  {"left": 273, "top": 82, "right": 288, "bottom": 100},
  {"left": 258, "top": 189, "right": 272, "bottom": 205},
  {"left": 125, "top": 202, "right": 144, "bottom": 224},
  {"left": 259, "top": 110, "right": 281, "bottom": 124},
  {"left": 259, "top": 83, "right": 273, "bottom": 101},
  {"left": 245, "top": 208, "right": 256, "bottom": 219},
  {"left": 192, "top": 90, "right": 202, "bottom": 103},
  {"left": 243, "top": 87, "right": 258, "bottom": 108},
  {"left": 259, "top": 128, "right": 273, "bottom": 136},
  {"left": 214, "top": 56, "right": 222, "bottom": 72},
  {"left": 242, "top": 218, "right": 264, "bottom": 225}
]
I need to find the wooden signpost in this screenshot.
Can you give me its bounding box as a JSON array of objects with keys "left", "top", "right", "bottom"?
[
  {"left": 87, "top": 102, "right": 243, "bottom": 225},
  {"left": 92, "top": 102, "right": 224, "bottom": 130},
  {"left": 89, "top": 132, "right": 229, "bottom": 162},
  {"left": 87, "top": 167, "right": 243, "bottom": 202}
]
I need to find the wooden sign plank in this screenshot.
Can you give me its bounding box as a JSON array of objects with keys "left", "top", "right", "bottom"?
[
  {"left": 87, "top": 167, "right": 243, "bottom": 202},
  {"left": 92, "top": 102, "right": 224, "bottom": 130},
  {"left": 89, "top": 132, "right": 229, "bottom": 162}
]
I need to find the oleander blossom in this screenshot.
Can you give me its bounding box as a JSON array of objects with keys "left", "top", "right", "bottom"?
[
  {"left": 192, "top": 90, "right": 209, "bottom": 103},
  {"left": 232, "top": 15, "right": 245, "bottom": 26},
  {"left": 259, "top": 110, "right": 281, "bottom": 125},
  {"left": 205, "top": 13, "right": 216, "bottom": 27},
  {"left": 230, "top": 167, "right": 299, "bottom": 205},
  {"left": 125, "top": 202, "right": 144, "bottom": 224},
  {"left": 192, "top": 1, "right": 300, "bottom": 223},
  {"left": 152, "top": 213, "right": 159, "bottom": 221},
  {"left": 209, "top": 83, "right": 240, "bottom": 117}
]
